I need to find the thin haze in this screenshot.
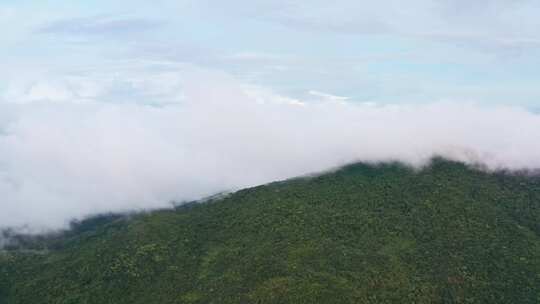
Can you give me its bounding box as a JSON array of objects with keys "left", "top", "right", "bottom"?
[{"left": 0, "top": 1, "right": 540, "bottom": 233}]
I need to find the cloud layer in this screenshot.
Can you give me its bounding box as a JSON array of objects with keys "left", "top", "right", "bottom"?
[{"left": 0, "top": 66, "right": 539, "bottom": 234}]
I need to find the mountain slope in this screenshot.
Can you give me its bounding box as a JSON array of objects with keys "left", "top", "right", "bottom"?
[{"left": 1, "top": 158, "right": 540, "bottom": 303}]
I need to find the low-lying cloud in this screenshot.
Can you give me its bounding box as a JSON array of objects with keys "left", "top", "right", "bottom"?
[{"left": 1, "top": 67, "right": 539, "bottom": 235}]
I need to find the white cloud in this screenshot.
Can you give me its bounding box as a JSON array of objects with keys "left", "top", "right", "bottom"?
[
  {"left": 26, "top": 82, "right": 75, "bottom": 103},
  {"left": 0, "top": 66, "right": 540, "bottom": 234},
  {"left": 308, "top": 90, "right": 350, "bottom": 103}
]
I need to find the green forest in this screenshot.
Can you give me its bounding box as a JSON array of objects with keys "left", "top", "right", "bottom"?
[{"left": 1, "top": 158, "right": 540, "bottom": 303}]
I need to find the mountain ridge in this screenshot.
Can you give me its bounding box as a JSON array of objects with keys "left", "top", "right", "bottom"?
[{"left": 1, "top": 158, "right": 540, "bottom": 303}]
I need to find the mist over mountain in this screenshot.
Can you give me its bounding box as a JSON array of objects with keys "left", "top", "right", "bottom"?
[
  {"left": 1, "top": 72, "right": 540, "bottom": 233},
  {"left": 1, "top": 158, "right": 540, "bottom": 303},
  {"left": 3, "top": 0, "right": 540, "bottom": 235},
  {"left": 2, "top": 1, "right": 540, "bottom": 302}
]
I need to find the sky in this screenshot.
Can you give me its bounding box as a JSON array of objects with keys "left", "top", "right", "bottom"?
[
  {"left": 2, "top": 0, "right": 540, "bottom": 105},
  {"left": 1, "top": 0, "right": 540, "bottom": 234}
]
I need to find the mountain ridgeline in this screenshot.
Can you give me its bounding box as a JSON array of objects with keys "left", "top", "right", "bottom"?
[{"left": 1, "top": 158, "right": 540, "bottom": 303}]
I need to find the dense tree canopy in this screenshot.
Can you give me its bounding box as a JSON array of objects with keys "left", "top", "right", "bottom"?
[{"left": 1, "top": 158, "right": 540, "bottom": 303}]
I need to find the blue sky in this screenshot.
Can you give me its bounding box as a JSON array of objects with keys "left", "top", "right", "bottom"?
[{"left": 2, "top": 0, "right": 540, "bottom": 107}]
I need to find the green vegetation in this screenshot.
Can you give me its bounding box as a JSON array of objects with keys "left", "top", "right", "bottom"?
[{"left": 1, "top": 158, "right": 540, "bottom": 303}]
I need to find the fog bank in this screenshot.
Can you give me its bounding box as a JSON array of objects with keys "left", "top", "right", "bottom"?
[{"left": 1, "top": 71, "right": 539, "bottom": 233}]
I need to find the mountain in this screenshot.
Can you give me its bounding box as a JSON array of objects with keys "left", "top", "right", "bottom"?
[{"left": 1, "top": 158, "right": 540, "bottom": 303}]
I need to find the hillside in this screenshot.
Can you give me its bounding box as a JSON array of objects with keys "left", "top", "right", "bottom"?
[{"left": 1, "top": 158, "right": 540, "bottom": 303}]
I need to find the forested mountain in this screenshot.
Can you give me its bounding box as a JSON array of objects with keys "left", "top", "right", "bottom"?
[{"left": 1, "top": 158, "right": 540, "bottom": 303}]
